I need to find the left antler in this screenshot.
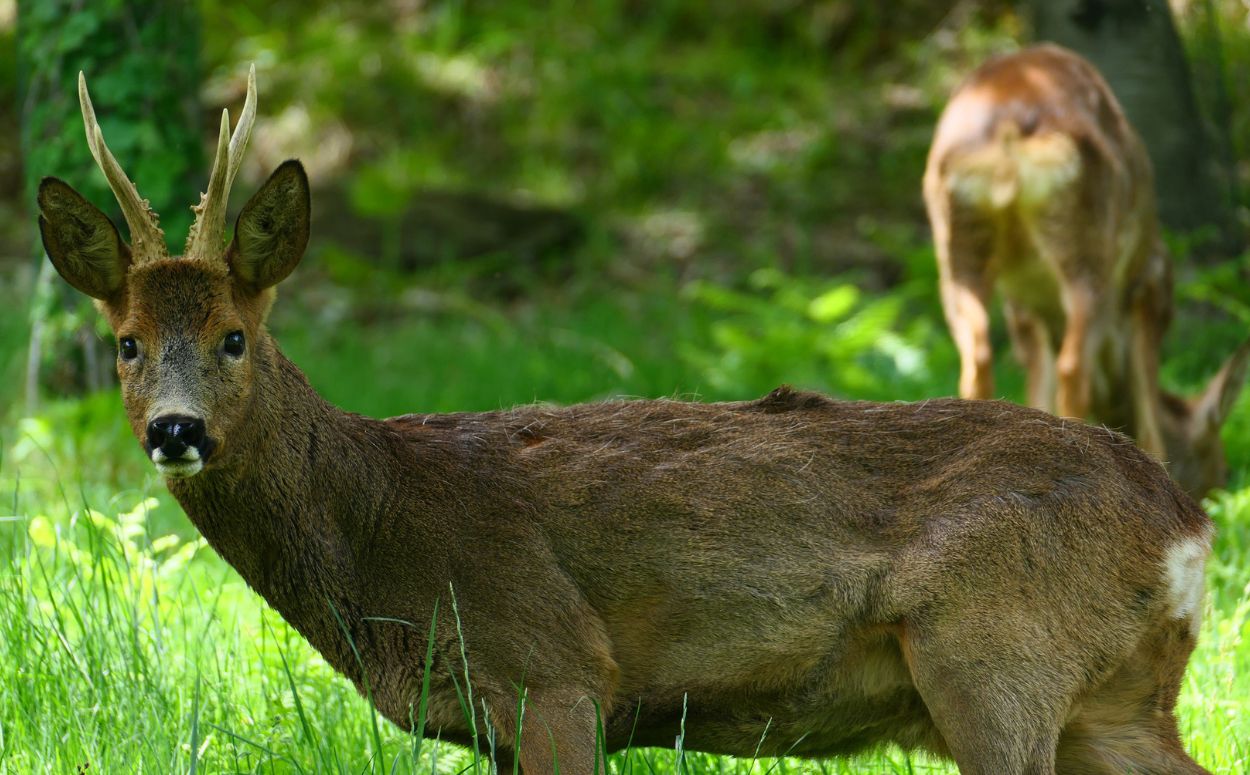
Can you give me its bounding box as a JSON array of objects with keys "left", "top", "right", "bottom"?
[{"left": 79, "top": 72, "right": 169, "bottom": 261}]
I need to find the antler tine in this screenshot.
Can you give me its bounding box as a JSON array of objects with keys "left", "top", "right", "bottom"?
[
  {"left": 78, "top": 72, "right": 169, "bottom": 260},
  {"left": 186, "top": 64, "right": 258, "bottom": 262},
  {"left": 229, "top": 64, "right": 258, "bottom": 183}
]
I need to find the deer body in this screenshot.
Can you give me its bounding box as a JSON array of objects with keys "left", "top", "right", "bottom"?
[
  {"left": 167, "top": 317, "right": 1213, "bottom": 772},
  {"left": 39, "top": 68, "right": 1217, "bottom": 774},
  {"left": 925, "top": 44, "right": 1248, "bottom": 498}
]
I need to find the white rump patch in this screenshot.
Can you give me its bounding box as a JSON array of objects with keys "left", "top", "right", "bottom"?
[
  {"left": 1163, "top": 535, "right": 1211, "bottom": 636},
  {"left": 1013, "top": 132, "right": 1081, "bottom": 208},
  {"left": 946, "top": 130, "right": 1081, "bottom": 212}
]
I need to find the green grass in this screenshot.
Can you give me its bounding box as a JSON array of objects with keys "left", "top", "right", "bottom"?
[{"left": 1, "top": 268, "right": 1249, "bottom": 773}]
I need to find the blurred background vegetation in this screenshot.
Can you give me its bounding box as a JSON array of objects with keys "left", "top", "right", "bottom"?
[
  {"left": 1, "top": 1, "right": 1250, "bottom": 771},
  {"left": 1, "top": 0, "right": 1247, "bottom": 422}
]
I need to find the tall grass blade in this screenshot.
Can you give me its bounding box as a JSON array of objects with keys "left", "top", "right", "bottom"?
[
  {"left": 268, "top": 616, "right": 325, "bottom": 770},
  {"left": 328, "top": 596, "right": 386, "bottom": 772},
  {"left": 188, "top": 673, "right": 201, "bottom": 775},
  {"left": 447, "top": 583, "right": 483, "bottom": 772},
  {"left": 412, "top": 599, "right": 440, "bottom": 765}
]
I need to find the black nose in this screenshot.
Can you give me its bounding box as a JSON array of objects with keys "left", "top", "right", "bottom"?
[{"left": 147, "top": 415, "right": 206, "bottom": 458}]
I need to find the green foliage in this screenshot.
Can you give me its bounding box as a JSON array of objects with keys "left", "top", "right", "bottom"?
[
  {"left": 200, "top": 1, "right": 1018, "bottom": 287},
  {"left": 18, "top": 0, "right": 204, "bottom": 398},
  {"left": 1176, "top": 251, "right": 1250, "bottom": 329},
  {"left": 18, "top": 0, "right": 202, "bottom": 250},
  {"left": 0, "top": 280, "right": 28, "bottom": 414},
  {"left": 1175, "top": 0, "right": 1250, "bottom": 212},
  {"left": 680, "top": 268, "right": 949, "bottom": 401}
]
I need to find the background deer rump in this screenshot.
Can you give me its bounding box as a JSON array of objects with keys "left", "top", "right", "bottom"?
[
  {"left": 37, "top": 67, "right": 1217, "bottom": 774},
  {"left": 924, "top": 43, "right": 1250, "bottom": 500}
]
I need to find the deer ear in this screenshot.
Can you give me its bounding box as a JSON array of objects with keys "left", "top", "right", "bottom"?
[
  {"left": 38, "top": 177, "right": 131, "bottom": 300},
  {"left": 1194, "top": 338, "right": 1250, "bottom": 433},
  {"left": 227, "top": 160, "right": 310, "bottom": 291}
]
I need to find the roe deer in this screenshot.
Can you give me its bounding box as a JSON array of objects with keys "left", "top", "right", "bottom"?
[
  {"left": 924, "top": 44, "right": 1249, "bottom": 499},
  {"left": 39, "top": 67, "right": 1216, "bottom": 774}
]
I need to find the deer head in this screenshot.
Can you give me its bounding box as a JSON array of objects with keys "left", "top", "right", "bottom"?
[
  {"left": 38, "top": 67, "right": 310, "bottom": 478},
  {"left": 1159, "top": 340, "right": 1250, "bottom": 497}
]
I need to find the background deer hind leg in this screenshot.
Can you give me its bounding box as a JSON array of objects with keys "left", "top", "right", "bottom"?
[
  {"left": 1126, "top": 297, "right": 1168, "bottom": 458},
  {"left": 1031, "top": 208, "right": 1113, "bottom": 422},
  {"left": 935, "top": 201, "right": 998, "bottom": 401},
  {"left": 1005, "top": 302, "right": 1057, "bottom": 413},
  {"left": 1054, "top": 279, "right": 1102, "bottom": 421}
]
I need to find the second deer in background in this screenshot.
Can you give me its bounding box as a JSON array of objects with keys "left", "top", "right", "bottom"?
[{"left": 924, "top": 43, "right": 1249, "bottom": 499}]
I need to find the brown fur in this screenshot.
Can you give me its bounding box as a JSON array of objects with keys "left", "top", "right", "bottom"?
[
  {"left": 38, "top": 76, "right": 1218, "bottom": 774},
  {"left": 924, "top": 44, "right": 1249, "bottom": 499}
]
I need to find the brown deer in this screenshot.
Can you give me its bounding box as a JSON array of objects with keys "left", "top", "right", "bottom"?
[
  {"left": 924, "top": 44, "right": 1249, "bottom": 500},
  {"left": 40, "top": 67, "right": 1216, "bottom": 774}
]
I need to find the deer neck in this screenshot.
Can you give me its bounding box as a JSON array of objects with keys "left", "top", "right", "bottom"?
[{"left": 164, "top": 338, "right": 393, "bottom": 677}]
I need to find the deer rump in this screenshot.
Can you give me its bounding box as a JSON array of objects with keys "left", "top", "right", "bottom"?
[
  {"left": 305, "top": 387, "right": 1208, "bottom": 764},
  {"left": 928, "top": 52, "right": 1159, "bottom": 347},
  {"left": 918, "top": 45, "right": 1250, "bottom": 505}
]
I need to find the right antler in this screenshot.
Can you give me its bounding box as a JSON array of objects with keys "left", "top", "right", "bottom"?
[{"left": 78, "top": 72, "right": 168, "bottom": 261}]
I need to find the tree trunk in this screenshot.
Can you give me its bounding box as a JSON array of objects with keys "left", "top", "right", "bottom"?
[
  {"left": 1028, "top": 0, "right": 1239, "bottom": 256},
  {"left": 17, "top": 1, "right": 202, "bottom": 408}
]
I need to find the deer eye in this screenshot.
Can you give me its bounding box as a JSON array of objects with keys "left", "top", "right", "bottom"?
[
  {"left": 119, "top": 337, "right": 139, "bottom": 361},
  {"left": 223, "top": 331, "right": 246, "bottom": 357}
]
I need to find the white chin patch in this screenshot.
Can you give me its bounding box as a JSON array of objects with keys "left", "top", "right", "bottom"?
[{"left": 152, "top": 447, "right": 204, "bottom": 479}]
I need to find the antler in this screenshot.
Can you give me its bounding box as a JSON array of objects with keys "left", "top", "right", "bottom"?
[
  {"left": 78, "top": 72, "right": 169, "bottom": 261},
  {"left": 185, "top": 64, "right": 257, "bottom": 262}
]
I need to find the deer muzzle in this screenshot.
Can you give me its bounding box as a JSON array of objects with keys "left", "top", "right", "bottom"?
[{"left": 147, "top": 414, "right": 209, "bottom": 478}]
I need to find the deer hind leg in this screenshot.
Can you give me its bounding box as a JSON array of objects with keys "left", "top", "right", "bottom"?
[
  {"left": 1056, "top": 620, "right": 1211, "bottom": 774},
  {"left": 1024, "top": 190, "right": 1113, "bottom": 422},
  {"left": 935, "top": 202, "right": 998, "bottom": 400},
  {"left": 1005, "top": 303, "right": 1057, "bottom": 413},
  {"left": 946, "top": 280, "right": 995, "bottom": 400},
  {"left": 902, "top": 623, "right": 1066, "bottom": 775},
  {"left": 1053, "top": 279, "right": 1104, "bottom": 421},
  {"left": 1127, "top": 302, "right": 1167, "bottom": 458}
]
